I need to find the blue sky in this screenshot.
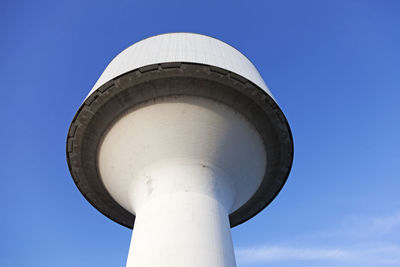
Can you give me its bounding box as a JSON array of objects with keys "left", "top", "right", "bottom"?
[{"left": 1, "top": 0, "right": 400, "bottom": 266}]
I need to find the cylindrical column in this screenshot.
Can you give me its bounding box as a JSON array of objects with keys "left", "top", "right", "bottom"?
[{"left": 126, "top": 164, "right": 237, "bottom": 267}]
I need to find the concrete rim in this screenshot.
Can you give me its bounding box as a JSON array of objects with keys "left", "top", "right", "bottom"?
[{"left": 66, "top": 62, "right": 293, "bottom": 229}]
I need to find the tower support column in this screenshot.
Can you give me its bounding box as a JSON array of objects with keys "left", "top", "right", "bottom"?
[{"left": 126, "top": 164, "right": 237, "bottom": 267}]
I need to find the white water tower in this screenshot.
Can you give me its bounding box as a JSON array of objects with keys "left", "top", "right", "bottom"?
[{"left": 66, "top": 32, "right": 293, "bottom": 267}]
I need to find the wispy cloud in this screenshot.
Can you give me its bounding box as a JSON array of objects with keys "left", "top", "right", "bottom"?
[
  {"left": 236, "top": 246, "right": 352, "bottom": 263},
  {"left": 235, "top": 244, "right": 400, "bottom": 266},
  {"left": 371, "top": 212, "right": 400, "bottom": 234},
  {"left": 235, "top": 212, "right": 400, "bottom": 266}
]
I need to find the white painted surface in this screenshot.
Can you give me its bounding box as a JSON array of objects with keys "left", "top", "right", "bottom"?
[
  {"left": 88, "top": 32, "right": 272, "bottom": 98},
  {"left": 98, "top": 96, "right": 266, "bottom": 215},
  {"left": 98, "top": 96, "right": 266, "bottom": 267},
  {"left": 126, "top": 165, "right": 236, "bottom": 267}
]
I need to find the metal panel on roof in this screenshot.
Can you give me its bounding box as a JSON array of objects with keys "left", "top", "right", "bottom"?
[{"left": 88, "top": 33, "right": 271, "bottom": 98}]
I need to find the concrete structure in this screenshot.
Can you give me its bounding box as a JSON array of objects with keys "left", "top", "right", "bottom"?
[{"left": 66, "top": 33, "right": 293, "bottom": 267}]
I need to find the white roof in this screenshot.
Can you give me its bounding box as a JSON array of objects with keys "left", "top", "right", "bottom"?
[{"left": 89, "top": 33, "right": 271, "bottom": 98}]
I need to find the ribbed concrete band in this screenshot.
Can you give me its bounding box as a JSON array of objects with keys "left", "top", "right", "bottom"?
[{"left": 66, "top": 63, "right": 293, "bottom": 229}]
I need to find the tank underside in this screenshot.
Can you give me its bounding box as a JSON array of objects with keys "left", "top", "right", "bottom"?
[{"left": 66, "top": 62, "right": 293, "bottom": 229}]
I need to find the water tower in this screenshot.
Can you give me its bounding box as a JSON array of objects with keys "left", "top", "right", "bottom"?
[{"left": 66, "top": 33, "right": 293, "bottom": 267}]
